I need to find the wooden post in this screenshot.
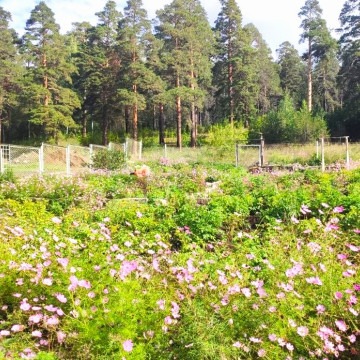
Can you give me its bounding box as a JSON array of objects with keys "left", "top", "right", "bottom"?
[
  {"left": 164, "top": 144, "right": 167, "bottom": 158},
  {"left": 260, "top": 134, "right": 265, "bottom": 167},
  {"left": 321, "top": 137, "right": 325, "bottom": 172}
]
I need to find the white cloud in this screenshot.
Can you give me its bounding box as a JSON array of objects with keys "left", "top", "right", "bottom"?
[{"left": 1, "top": 0, "right": 344, "bottom": 59}]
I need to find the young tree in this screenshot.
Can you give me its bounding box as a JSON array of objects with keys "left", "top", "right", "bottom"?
[{"left": 22, "top": 1, "right": 80, "bottom": 141}]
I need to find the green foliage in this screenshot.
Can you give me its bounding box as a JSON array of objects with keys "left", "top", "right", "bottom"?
[
  {"left": 251, "top": 93, "right": 327, "bottom": 143},
  {"left": 92, "top": 149, "right": 126, "bottom": 171},
  {"left": 203, "top": 122, "right": 247, "bottom": 146}
]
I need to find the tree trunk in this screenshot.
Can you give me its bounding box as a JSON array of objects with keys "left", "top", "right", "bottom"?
[
  {"left": 133, "top": 104, "right": 138, "bottom": 140},
  {"left": 190, "top": 50, "right": 196, "bottom": 148},
  {"left": 125, "top": 106, "right": 130, "bottom": 134},
  {"left": 176, "top": 94, "right": 182, "bottom": 149},
  {"left": 159, "top": 103, "right": 165, "bottom": 145},
  {"left": 102, "top": 105, "right": 108, "bottom": 145},
  {"left": 82, "top": 109, "right": 87, "bottom": 138},
  {"left": 307, "top": 38, "right": 312, "bottom": 112},
  {"left": 228, "top": 25, "right": 234, "bottom": 124}
]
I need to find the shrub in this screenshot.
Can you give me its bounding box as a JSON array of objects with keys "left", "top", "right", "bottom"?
[{"left": 92, "top": 149, "right": 126, "bottom": 170}]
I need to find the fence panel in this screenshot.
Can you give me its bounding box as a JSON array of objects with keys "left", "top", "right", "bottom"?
[
  {"left": 42, "top": 144, "right": 67, "bottom": 174},
  {"left": 125, "top": 138, "right": 142, "bottom": 160},
  {"left": 69, "top": 145, "right": 91, "bottom": 174},
  {"left": 8, "top": 145, "right": 40, "bottom": 175},
  {"left": 236, "top": 145, "right": 261, "bottom": 167}
]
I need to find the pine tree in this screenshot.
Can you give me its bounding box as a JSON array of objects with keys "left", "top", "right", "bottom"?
[
  {"left": 276, "top": 42, "right": 307, "bottom": 107},
  {"left": 213, "top": 0, "right": 243, "bottom": 124},
  {"left": 156, "top": 0, "right": 214, "bottom": 148},
  {"left": 298, "top": 0, "right": 338, "bottom": 112},
  {"left": 22, "top": 1, "right": 80, "bottom": 141},
  {"left": 86, "top": 1, "right": 122, "bottom": 145},
  {"left": 117, "top": 0, "right": 154, "bottom": 141},
  {"left": 0, "top": 7, "right": 22, "bottom": 143}
]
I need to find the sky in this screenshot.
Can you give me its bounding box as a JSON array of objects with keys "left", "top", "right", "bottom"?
[{"left": 0, "top": 0, "right": 344, "bottom": 59}]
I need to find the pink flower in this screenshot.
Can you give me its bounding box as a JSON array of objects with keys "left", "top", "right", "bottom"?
[
  {"left": 122, "top": 339, "right": 133, "bottom": 352},
  {"left": 335, "top": 320, "right": 347, "bottom": 332},
  {"left": 241, "top": 288, "right": 251, "bottom": 298},
  {"left": 42, "top": 278, "right": 53, "bottom": 286},
  {"left": 52, "top": 217, "right": 62, "bottom": 224},
  {"left": 258, "top": 349, "right": 266, "bottom": 357},
  {"left": 46, "top": 315, "right": 59, "bottom": 326},
  {"left": 316, "top": 304, "right": 326, "bottom": 314},
  {"left": 57, "top": 258, "right": 69, "bottom": 268},
  {"left": 233, "top": 341, "right": 242, "bottom": 348},
  {"left": 57, "top": 331, "right": 66, "bottom": 343},
  {"left": 268, "top": 334, "right": 277, "bottom": 341},
  {"left": 305, "top": 276, "right": 323, "bottom": 286},
  {"left": 11, "top": 324, "right": 24, "bottom": 332},
  {"left": 297, "top": 326, "right": 309, "bottom": 337},
  {"left": 0, "top": 330, "right": 10, "bottom": 336},
  {"left": 20, "top": 300, "right": 31, "bottom": 311},
  {"left": 334, "top": 292, "right": 343, "bottom": 300},
  {"left": 332, "top": 206, "right": 344, "bottom": 213},
  {"left": 55, "top": 293, "right": 67, "bottom": 303},
  {"left": 31, "top": 330, "right": 42, "bottom": 338}
]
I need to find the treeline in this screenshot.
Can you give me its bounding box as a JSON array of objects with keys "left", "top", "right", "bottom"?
[{"left": 0, "top": 0, "right": 359, "bottom": 146}]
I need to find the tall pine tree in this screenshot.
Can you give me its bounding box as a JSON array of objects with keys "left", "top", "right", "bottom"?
[{"left": 22, "top": 1, "right": 80, "bottom": 141}]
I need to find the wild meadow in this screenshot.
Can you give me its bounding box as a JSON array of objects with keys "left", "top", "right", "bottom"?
[{"left": 0, "top": 161, "right": 359, "bottom": 359}]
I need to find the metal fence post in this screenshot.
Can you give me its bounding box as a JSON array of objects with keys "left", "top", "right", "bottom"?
[
  {"left": 345, "top": 136, "right": 350, "bottom": 170},
  {"left": 89, "top": 144, "right": 93, "bottom": 169},
  {"left": 108, "top": 142, "right": 112, "bottom": 151},
  {"left": 66, "top": 145, "right": 71, "bottom": 176},
  {"left": 260, "top": 134, "right": 265, "bottom": 167},
  {"left": 39, "top": 143, "right": 44, "bottom": 174},
  {"left": 321, "top": 137, "right": 325, "bottom": 172},
  {"left": 235, "top": 142, "right": 239, "bottom": 167},
  {"left": 316, "top": 139, "right": 319, "bottom": 159}
]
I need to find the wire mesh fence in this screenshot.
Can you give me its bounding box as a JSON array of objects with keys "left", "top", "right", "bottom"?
[
  {"left": 0, "top": 145, "right": 40, "bottom": 175},
  {"left": 0, "top": 141, "right": 126, "bottom": 177}
]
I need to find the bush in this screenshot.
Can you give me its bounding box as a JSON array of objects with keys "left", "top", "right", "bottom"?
[{"left": 92, "top": 149, "right": 126, "bottom": 170}]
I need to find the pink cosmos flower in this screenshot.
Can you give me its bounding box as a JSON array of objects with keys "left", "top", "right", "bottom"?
[
  {"left": 57, "top": 331, "right": 66, "bottom": 343},
  {"left": 11, "top": 324, "right": 24, "bottom": 332},
  {"left": 0, "top": 330, "right": 10, "bottom": 336},
  {"left": 42, "top": 278, "right": 53, "bottom": 286},
  {"left": 122, "top": 339, "right": 133, "bottom": 352},
  {"left": 52, "top": 217, "right": 62, "bottom": 224},
  {"left": 31, "top": 330, "right": 42, "bottom": 338},
  {"left": 297, "top": 326, "right": 309, "bottom": 337},
  {"left": 334, "top": 292, "right": 343, "bottom": 300},
  {"left": 268, "top": 334, "right": 277, "bottom": 341},
  {"left": 316, "top": 304, "right": 326, "bottom": 314},
  {"left": 258, "top": 349, "right": 266, "bottom": 357},
  {"left": 305, "top": 276, "right": 323, "bottom": 286},
  {"left": 332, "top": 206, "right": 344, "bottom": 213},
  {"left": 233, "top": 341, "right": 242, "bottom": 348},
  {"left": 55, "top": 293, "right": 67, "bottom": 303},
  {"left": 335, "top": 320, "right": 347, "bottom": 332}
]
